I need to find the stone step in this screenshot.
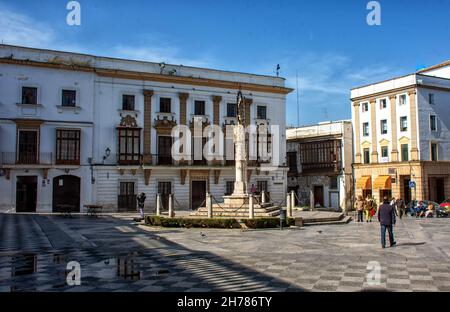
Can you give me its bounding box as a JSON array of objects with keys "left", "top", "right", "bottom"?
[
  {"left": 195, "top": 206, "right": 280, "bottom": 213},
  {"left": 192, "top": 210, "right": 281, "bottom": 218},
  {"left": 303, "top": 216, "right": 352, "bottom": 226}
]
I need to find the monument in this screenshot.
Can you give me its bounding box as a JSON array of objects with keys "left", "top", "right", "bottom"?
[{"left": 192, "top": 91, "right": 280, "bottom": 218}]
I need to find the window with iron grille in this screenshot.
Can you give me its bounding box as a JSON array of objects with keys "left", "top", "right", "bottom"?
[
  {"left": 122, "top": 95, "right": 135, "bottom": 111},
  {"left": 160, "top": 97, "right": 171, "bottom": 113},
  {"left": 62, "top": 90, "right": 76, "bottom": 107},
  {"left": 56, "top": 129, "right": 80, "bottom": 165},
  {"left": 194, "top": 100, "right": 205, "bottom": 115},
  {"left": 330, "top": 176, "right": 338, "bottom": 189},
  {"left": 22, "top": 87, "right": 37, "bottom": 105},
  {"left": 257, "top": 181, "right": 268, "bottom": 194}
]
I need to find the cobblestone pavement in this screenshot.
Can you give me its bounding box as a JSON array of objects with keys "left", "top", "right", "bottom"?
[{"left": 1, "top": 213, "right": 450, "bottom": 292}]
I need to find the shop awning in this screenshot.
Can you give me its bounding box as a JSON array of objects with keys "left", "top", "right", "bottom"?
[
  {"left": 356, "top": 176, "right": 372, "bottom": 189},
  {"left": 373, "top": 175, "right": 392, "bottom": 190}
]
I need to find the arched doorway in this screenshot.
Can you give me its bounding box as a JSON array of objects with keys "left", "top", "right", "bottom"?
[{"left": 53, "top": 175, "right": 80, "bottom": 213}]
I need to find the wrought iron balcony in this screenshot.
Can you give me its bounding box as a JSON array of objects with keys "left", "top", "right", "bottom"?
[{"left": 0, "top": 152, "right": 53, "bottom": 166}]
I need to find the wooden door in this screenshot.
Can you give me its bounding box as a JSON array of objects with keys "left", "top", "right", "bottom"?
[
  {"left": 191, "top": 181, "right": 206, "bottom": 209},
  {"left": 313, "top": 185, "right": 324, "bottom": 207},
  {"left": 158, "top": 182, "right": 171, "bottom": 210},
  {"left": 158, "top": 136, "right": 172, "bottom": 165},
  {"left": 118, "top": 182, "right": 136, "bottom": 212},
  {"left": 52, "top": 175, "right": 80, "bottom": 212},
  {"left": 16, "top": 176, "right": 37, "bottom": 212}
]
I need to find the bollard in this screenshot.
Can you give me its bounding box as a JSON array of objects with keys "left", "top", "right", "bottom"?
[
  {"left": 261, "top": 190, "right": 266, "bottom": 204},
  {"left": 286, "top": 193, "right": 292, "bottom": 216},
  {"left": 249, "top": 194, "right": 254, "bottom": 219},
  {"left": 289, "top": 190, "right": 295, "bottom": 217},
  {"left": 206, "top": 193, "right": 213, "bottom": 218},
  {"left": 168, "top": 194, "right": 174, "bottom": 218},
  {"left": 156, "top": 194, "right": 161, "bottom": 216}
]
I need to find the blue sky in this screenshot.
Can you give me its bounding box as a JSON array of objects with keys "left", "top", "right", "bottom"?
[{"left": 1, "top": 0, "right": 449, "bottom": 126}]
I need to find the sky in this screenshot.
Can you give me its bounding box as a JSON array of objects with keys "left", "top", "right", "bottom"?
[{"left": 1, "top": 0, "right": 449, "bottom": 127}]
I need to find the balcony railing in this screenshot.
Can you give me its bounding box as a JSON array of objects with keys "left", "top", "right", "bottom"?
[
  {"left": 1, "top": 152, "right": 53, "bottom": 166},
  {"left": 301, "top": 161, "right": 342, "bottom": 174}
]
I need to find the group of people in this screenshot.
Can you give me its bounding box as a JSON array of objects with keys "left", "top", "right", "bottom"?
[{"left": 354, "top": 195, "right": 398, "bottom": 248}]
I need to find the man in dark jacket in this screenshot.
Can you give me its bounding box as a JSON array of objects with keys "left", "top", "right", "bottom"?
[{"left": 378, "top": 197, "right": 397, "bottom": 249}]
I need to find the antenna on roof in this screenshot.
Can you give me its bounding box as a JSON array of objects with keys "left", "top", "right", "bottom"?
[{"left": 276, "top": 64, "right": 280, "bottom": 77}]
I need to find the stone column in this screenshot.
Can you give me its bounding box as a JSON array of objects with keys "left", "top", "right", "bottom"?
[
  {"left": 168, "top": 194, "right": 174, "bottom": 218},
  {"left": 290, "top": 190, "right": 296, "bottom": 210},
  {"left": 370, "top": 99, "right": 378, "bottom": 163},
  {"left": 261, "top": 190, "right": 266, "bottom": 204},
  {"left": 286, "top": 193, "right": 292, "bottom": 215},
  {"left": 408, "top": 90, "right": 419, "bottom": 161},
  {"left": 212, "top": 95, "right": 222, "bottom": 125},
  {"left": 143, "top": 90, "right": 154, "bottom": 164},
  {"left": 232, "top": 124, "right": 247, "bottom": 195},
  {"left": 353, "top": 102, "right": 362, "bottom": 163},
  {"left": 389, "top": 95, "right": 399, "bottom": 162},
  {"left": 179, "top": 93, "right": 189, "bottom": 126}
]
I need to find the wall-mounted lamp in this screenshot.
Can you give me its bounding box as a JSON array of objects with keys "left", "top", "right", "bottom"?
[{"left": 103, "top": 147, "right": 111, "bottom": 162}]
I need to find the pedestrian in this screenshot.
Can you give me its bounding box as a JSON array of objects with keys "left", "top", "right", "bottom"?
[
  {"left": 364, "top": 195, "right": 375, "bottom": 222},
  {"left": 425, "top": 202, "right": 434, "bottom": 218},
  {"left": 395, "top": 198, "right": 405, "bottom": 219},
  {"left": 378, "top": 196, "right": 397, "bottom": 249},
  {"left": 137, "top": 192, "right": 146, "bottom": 219},
  {"left": 354, "top": 195, "right": 365, "bottom": 222},
  {"left": 390, "top": 197, "right": 396, "bottom": 206},
  {"left": 250, "top": 184, "right": 257, "bottom": 195}
]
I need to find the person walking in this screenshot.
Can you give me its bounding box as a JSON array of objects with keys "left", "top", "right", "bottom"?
[
  {"left": 354, "top": 195, "right": 365, "bottom": 222},
  {"left": 378, "top": 196, "right": 397, "bottom": 249},
  {"left": 364, "top": 195, "right": 375, "bottom": 222},
  {"left": 395, "top": 198, "right": 405, "bottom": 219},
  {"left": 137, "top": 192, "right": 146, "bottom": 219}
]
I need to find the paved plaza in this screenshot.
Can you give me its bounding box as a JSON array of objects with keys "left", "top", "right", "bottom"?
[{"left": 1, "top": 213, "right": 450, "bottom": 292}]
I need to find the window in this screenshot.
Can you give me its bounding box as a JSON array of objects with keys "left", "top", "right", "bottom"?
[
  {"left": 118, "top": 129, "right": 141, "bottom": 164},
  {"left": 430, "top": 115, "right": 437, "bottom": 132},
  {"left": 400, "top": 116, "right": 408, "bottom": 132},
  {"left": 287, "top": 152, "right": 297, "bottom": 173},
  {"left": 330, "top": 176, "right": 338, "bottom": 189},
  {"left": 227, "top": 103, "right": 237, "bottom": 117},
  {"left": 362, "top": 102, "right": 369, "bottom": 112},
  {"left": 21, "top": 87, "right": 37, "bottom": 105},
  {"left": 225, "top": 181, "right": 234, "bottom": 196},
  {"left": 122, "top": 95, "right": 135, "bottom": 111},
  {"left": 399, "top": 94, "right": 407, "bottom": 106},
  {"left": 380, "top": 119, "right": 388, "bottom": 134},
  {"left": 257, "top": 181, "right": 268, "bottom": 194},
  {"left": 194, "top": 100, "right": 205, "bottom": 115},
  {"left": 56, "top": 129, "right": 80, "bottom": 165},
  {"left": 429, "top": 93, "right": 435, "bottom": 105},
  {"left": 401, "top": 144, "right": 409, "bottom": 162},
  {"left": 363, "top": 148, "right": 370, "bottom": 164},
  {"left": 379, "top": 99, "right": 387, "bottom": 109},
  {"left": 160, "top": 97, "right": 171, "bottom": 113},
  {"left": 431, "top": 143, "right": 438, "bottom": 161},
  {"left": 18, "top": 130, "right": 38, "bottom": 164},
  {"left": 257, "top": 106, "right": 267, "bottom": 119},
  {"left": 381, "top": 146, "right": 389, "bottom": 158},
  {"left": 362, "top": 122, "right": 370, "bottom": 137},
  {"left": 61, "top": 90, "right": 76, "bottom": 107}
]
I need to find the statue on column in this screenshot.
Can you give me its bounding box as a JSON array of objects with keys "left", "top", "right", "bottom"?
[{"left": 232, "top": 90, "right": 248, "bottom": 196}]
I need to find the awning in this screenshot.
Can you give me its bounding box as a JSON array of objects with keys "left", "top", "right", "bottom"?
[
  {"left": 373, "top": 175, "right": 392, "bottom": 190},
  {"left": 356, "top": 176, "right": 372, "bottom": 189}
]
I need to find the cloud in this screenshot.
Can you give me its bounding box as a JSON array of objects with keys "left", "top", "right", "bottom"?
[
  {"left": 0, "top": 5, "right": 216, "bottom": 69},
  {"left": 109, "top": 45, "right": 216, "bottom": 68},
  {"left": 0, "top": 6, "right": 55, "bottom": 48}
]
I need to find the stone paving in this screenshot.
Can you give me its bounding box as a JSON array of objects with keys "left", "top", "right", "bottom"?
[{"left": 1, "top": 213, "right": 450, "bottom": 292}]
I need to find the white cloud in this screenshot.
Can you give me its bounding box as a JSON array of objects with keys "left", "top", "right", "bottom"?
[{"left": 0, "top": 6, "right": 55, "bottom": 47}]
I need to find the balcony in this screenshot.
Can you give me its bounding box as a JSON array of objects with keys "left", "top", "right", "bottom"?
[
  {"left": 301, "top": 161, "right": 342, "bottom": 174},
  {"left": 1, "top": 152, "right": 53, "bottom": 166}
]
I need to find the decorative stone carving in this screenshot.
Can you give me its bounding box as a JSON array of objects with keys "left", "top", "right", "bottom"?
[{"left": 119, "top": 115, "right": 138, "bottom": 128}]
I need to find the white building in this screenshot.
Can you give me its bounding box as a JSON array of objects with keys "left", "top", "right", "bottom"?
[
  {"left": 0, "top": 45, "right": 292, "bottom": 213},
  {"left": 351, "top": 61, "right": 450, "bottom": 204},
  {"left": 286, "top": 121, "right": 354, "bottom": 211}
]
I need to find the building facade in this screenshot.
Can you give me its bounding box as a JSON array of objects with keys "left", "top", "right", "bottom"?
[
  {"left": 351, "top": 61, "right": 450, "bottom": 205},
  {"left": 0, "top": 45, "right": 292, "bottom": 213},
  {"left": 286, "top": 120, "right": 354, "bottom": 211}
]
